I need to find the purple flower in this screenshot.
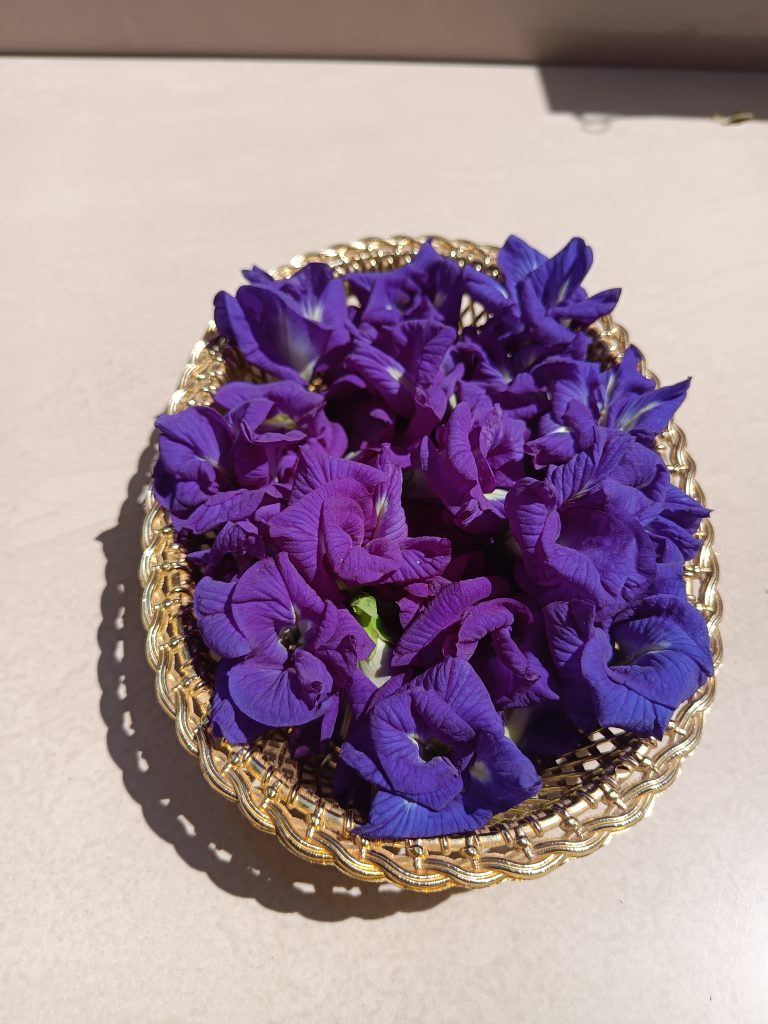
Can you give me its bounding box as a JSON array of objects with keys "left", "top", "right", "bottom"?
[
  {"left": 505, "top": 432, "right": 658, "bottom": 615},
  {"left": 515, "top": 237, "right": 620, "bottom": 345},
  {"left": 456, "top": 324, "right": 550, "bottom": 406},
  {"left": 461, "top": 236, "right": 557, "bottom": 322},
  {"left": 464, "top": 235, "right": 620, "bottom": 354},
  {"left": 600, "top": 346, "right": 691, "bottom": 441},
  {"left": 322, "top": 389, "right": 398, "bottom": 454},
  {"left": 223, "top": 381, "right": 347, "bottom": 484},
  {"left": 383, "top": 551, "right": 488, "bottom": 633},
  {"left": 523, "top": 357, "right": 602, "bottom": 467},
  {"left": 422, "top": 397, "right": 526, "bottom": 533},
  {"left": 392, "top": 576, "right": 555, "bottom": 709},
  {"left": 505, "top": 704, "right": 585, "bottom": 760},
  {"left": 546, "top": 424, "right": 706, "bottom": 565},
  {"left": 645, "top": 482, "right": 709, "bottom": 562},
  {"left": 208, "top": 667, "right": 266, "bottom": 747},
  {"left": 346, "top": 241, "right": 464, "bottom": 330},
  {"left": 153, "top": 405, "right": 266, "bottom": 534},
  {"left": 270, "top": 449, "right": 451, "bottom": 600},
  {"left": 521, "top": 349, "right": 692, "bottom": 464},
  {"left": 544, "top": 594, "right": 713, "bottom": 737},
  {"left": 174, "top": 234, "right": 711, "bottom": 839},
  {"left": 339, "top": 658, "right": 542, "bottom": 839},
  {"left": 466, "top": 236, "right": 622, "bottom": 352},
  {"left": 525, "top": 403, "right": 597, "bottom": 469},
  {"left": 195, "top": 552, "right": 373, "bottom": 741},
  {"left": 547, "top": 427, "right": 669, "bottom": 523},
  {"left": 153, "top": 382, "right": 346, "bottom": 534},
  {"left": 651, "top": 538, "right": 690, "bottom": 601},
  {"left": 187, "top": 504, "right": 279, "bottom": 580},
  {"left": 214, "top": 262, "right": 352, "bottom": 383},
  {"left": 342, "top": 319, "right": 463, "bottom": 453},
  {"left": 457, "top": 345, "right": 546, "bottom": 420},
  {"left": 524, "top": 348, "right": 691, "bottom": 469}
]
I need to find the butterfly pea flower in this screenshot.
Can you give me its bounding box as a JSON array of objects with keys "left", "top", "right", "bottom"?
[
  {"left": 462, "top": 234, "right": 568, "bottom": 324},
  {"left": 153, "top": 405, "right": 267, "bottom": 534},
  {"left": 455, "top": 342, "right": 545, "bottom": 420},
  {"left": 224, "top": 381, "right": 347, "bottom": 485},
  {"left": 195, "top": 552, "right": 374, "bottom": 743},
  {"left": 392, "top": 576, "right": 555, "bottom": 709},
  {"left": 269, "top": 449, "right": 451, "bottom": 602},
  {"left": 543, "top": 595, "right": 713, "bottom": 738},
  {"left": 465, "top": 316, "right": 597, "bottom": 395},
  {"left": 214, "top": 378, "right": 345, "bottom": 447},
  {"left": 343, "top": 319, "right": 463, "bottom": 454},
  {"left": 338, "top": 658, "right": 542, "bottom": 839},
  {"left": 321, "top": 320, "right": 453, "bottom": 457},
  {"left": 650, "top": 538, "right": 692, "bottom": 602},
  {"left": 153, "top": 382, "right": 346, "bottom": 534},
  {"left": 571, "top": 428, "right": 670, "bottom": 523},
  {"left": 392, "top": 551, "right": 490, "bottom": 629},
  {"left": 554, "top": 427, "right": 704, "bottom": 557},
  {"left": 208, "top": 668, "right": 265, "bottom": 747},
  {"left": 458, "top": 317, "right": 558, "bottom": 391},
  {"left": 422, "top": 398, "right": 527, "bottom": 534},
  {"left": 522, "top": 347, "right": 692, "bottom": 454},
  {"left": 464, "top": 235, "right": 620, "bottom": 354},
  {"left": 598, "top": 345, "right": 691, "bottom": 442},
  {"left": 505, "top": 435, "right": 659, "bottom": 616},
  {"left": 645, "top": 481, "right": 710, "bottom": 562},
  {"left": 187, "top": 505, "right": 279, "bottom": 581},
  {"left": 523, "top": 358, "right": 602, "bottom": 468},
  {"left": 525, "top": 404, "right": 598, "bottom": 469},
  {"left": 153, "top": 234, "right": 712, "bottom": 839},
  {"left": 503, "top": 703, "right": 587, "bottom": 760},
  {"left": 533, "top": 356, "right": 602, "bottom": 415},
  {"left": 346, "top": 240, "right": 464, "bottom": 330},
  {"left": 513, "top": 428, "right": 686, "bottom": 609},
  {"left": 525, "top": 354, "right": 681, "bottom": 470},
  {"left": 515, "top": 236, "right": 620, "bottom": 347},
  {"left": 214, "top": 261, "right": 353, "bottom": 384}
]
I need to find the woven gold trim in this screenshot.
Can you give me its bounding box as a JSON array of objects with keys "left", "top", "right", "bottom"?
[{"left": 140, "top": 236, "right": 722, "bottom": 892}]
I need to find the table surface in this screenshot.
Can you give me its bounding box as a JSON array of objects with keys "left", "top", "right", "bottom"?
[{"left": 2, "top": 57, "right": 767, "bottom": 1024}]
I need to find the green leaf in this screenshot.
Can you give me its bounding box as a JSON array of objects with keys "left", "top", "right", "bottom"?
[{"left": 349, "top": 591, "right": 396, "bottom": 644}]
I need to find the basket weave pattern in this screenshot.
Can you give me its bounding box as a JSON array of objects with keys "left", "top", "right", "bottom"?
[{"left": 140, "top": 237, "right": 722, "bottom": 891}]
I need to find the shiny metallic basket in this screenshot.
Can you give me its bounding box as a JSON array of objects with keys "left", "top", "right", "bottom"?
[{"left": 140, "top": 236, "right": 722, "bottom": 891}]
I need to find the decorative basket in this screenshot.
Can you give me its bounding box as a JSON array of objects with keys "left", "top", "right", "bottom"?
[{"left": 140, "top": 236, "right": 722, "bottom": 892}]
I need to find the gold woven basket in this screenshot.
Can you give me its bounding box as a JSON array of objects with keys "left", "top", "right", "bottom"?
[{"left": 140, "top": 236, "right": 722, "bottom": 892}]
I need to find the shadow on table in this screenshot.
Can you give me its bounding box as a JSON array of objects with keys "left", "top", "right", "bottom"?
[
  {"left": 96, "top": 441, "right": 453, "bottom": 921},
  {"left": 538, "top": 66, "right": 768, "bottom": 125}
]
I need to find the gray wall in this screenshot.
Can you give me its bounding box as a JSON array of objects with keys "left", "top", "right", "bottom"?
[{"left": 2, "top": 0, "right": 768, "bottom": 70}]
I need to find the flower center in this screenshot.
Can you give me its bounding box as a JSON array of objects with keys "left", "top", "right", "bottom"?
[
  {"left": 412, "top": 735, "right": 452, "bottom": 763},
  {"left": 279, "top": 626, "right": 302, "bottom": 653},
  {"left": 262, "top": 412, "right": 298, "bottom": 431},
  {"left": 611, "top": 638, "right": 669, "bottom": 667}
]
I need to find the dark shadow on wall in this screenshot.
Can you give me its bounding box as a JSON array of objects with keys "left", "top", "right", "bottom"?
[
  {"left": 96, "top": 439, "right": 454, "bottom": 921},
  {"left": 539, "top": 66, "right": 768, "bottom": 122}
]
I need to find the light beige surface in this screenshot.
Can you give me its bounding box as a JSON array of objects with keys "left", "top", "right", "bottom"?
[{"left": 1, "top": 57, "right": 767, "bottom": 1024}]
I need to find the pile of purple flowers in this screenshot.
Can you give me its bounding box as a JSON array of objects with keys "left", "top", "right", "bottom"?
[{"left": 153, "top": 236, "right": 713, "bottom": 841}]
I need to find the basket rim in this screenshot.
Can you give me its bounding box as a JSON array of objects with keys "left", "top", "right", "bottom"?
[{"left": 140, "top": 235, "right": 722, "bottom": 892}]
